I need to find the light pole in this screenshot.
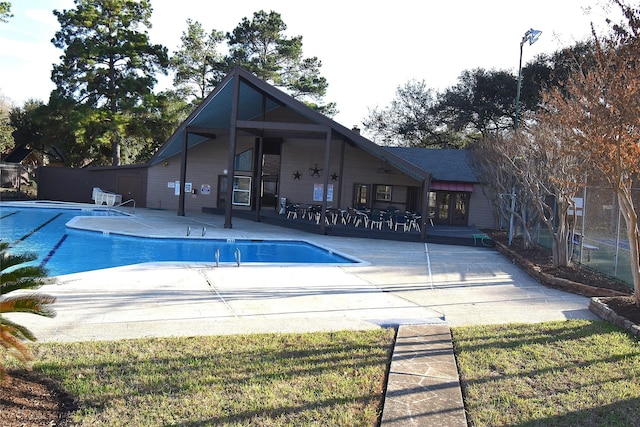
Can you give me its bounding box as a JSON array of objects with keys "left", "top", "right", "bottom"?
[
  {"left": 510, "top": 28, "right": 541, "bottom": 246},
  {"left": 514, "top": 28, "right": 542, "bottom": 129}
]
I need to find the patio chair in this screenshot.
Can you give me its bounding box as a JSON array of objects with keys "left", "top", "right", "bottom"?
[
  {"left": 286, "top": 204, "right": 299, "bottom": 219},
  {"left": 382, "top": 211, "right": 394, "bottom": 229},
  {"left": 394, "top": 214, "right": 409, "bottom": 231},
  {"left": 306, "top": 204, "right": 321, "bottom": 221},
  {"left": 337, "top": 209, "right": 349, "bottom": 225},
  {"left": 353, "top": 211, "right": 369, "bottom": 228},
  {"left": 369, "top": 211, "right": 385, "bottom": 230},
  {"left": 409, "top": 214, "right": 421, "bottom": 232}
]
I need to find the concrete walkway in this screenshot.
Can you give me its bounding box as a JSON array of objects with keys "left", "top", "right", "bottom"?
[
  {"left": 2, "top": 203, "right": 599, "bottom": 426},
  {"left": 381, "top": 325, "right": 467, "bottom": 426}
]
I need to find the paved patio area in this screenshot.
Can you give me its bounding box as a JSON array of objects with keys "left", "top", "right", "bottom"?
[{"left": 3, "top": 203, "right": 599, "bottom": 426}]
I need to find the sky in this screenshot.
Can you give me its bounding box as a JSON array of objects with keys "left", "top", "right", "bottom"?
[{"left": 0, "top": 0, "right": 616, "bottom": 129}]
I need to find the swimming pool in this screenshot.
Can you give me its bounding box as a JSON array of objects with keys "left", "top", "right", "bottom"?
[{"left": 0, "top": 206, "right": 357, "bottom": 275}]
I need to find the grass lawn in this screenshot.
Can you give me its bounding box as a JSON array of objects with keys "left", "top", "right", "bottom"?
[
  {"left": 7, "top": 320, "right": 639, "bottom": 426},
  {"left": 29, "top": 329, "right": 396, "bottom": 426},
  {"left": 453, "top": 320, "right": 640, "bottom": 426}
]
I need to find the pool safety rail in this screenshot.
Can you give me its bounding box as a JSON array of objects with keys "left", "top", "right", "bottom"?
[
  {"left": 213, "top": 247, "right": 241, "bottom": 267},
  {"left": 235, "top": 247, "right": 241, "bottom": 266},
  {"left": 113, "top": 198, "right": 136, "bottom": 214},
  {"left": 187, "top": 226, "right": 207, "bottom": 236}
]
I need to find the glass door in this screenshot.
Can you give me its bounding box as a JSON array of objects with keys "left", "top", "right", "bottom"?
[
  {"left": 432, "top": 191, "right": 470, "bottom": 225},
  {"left": 451, "top": 192, "right": 469, "bottom": 225},
  {"left": 436, "top": 192, "right": 450, "bottom": 223}
]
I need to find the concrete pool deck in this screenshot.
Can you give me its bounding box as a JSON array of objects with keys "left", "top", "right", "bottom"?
[{"left": 3, "top": 203, "right": 599, "bottom": 425}]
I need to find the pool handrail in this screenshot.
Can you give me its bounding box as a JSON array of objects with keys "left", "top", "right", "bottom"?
[{"left": 111, "top": 198, "right": 136, "bottom": 215}]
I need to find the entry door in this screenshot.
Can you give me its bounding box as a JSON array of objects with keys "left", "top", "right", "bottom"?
[
  {"left": 406, "top": 186, "right": 419, "bottom": 212},
  {"left": 117, "top": 175, "right": 142, "bottom": 206},
  {"left": 451, "top": 192, "right": 469, "bottom": 225},
  {"left": 435, "top": 192, "right": 450, "bottom": 224},
  {"left": 434, "top": 191, "right": 469, "bottom": 225}
]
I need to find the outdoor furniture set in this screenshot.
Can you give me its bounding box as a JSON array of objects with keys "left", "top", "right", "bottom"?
[{"left": 284, "top": 203, "right": 422, "bottom": 232}]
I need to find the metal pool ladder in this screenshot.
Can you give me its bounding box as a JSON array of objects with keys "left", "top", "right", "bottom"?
[{"left": 234, "top": 247, "right": 241, "bottom": 266}]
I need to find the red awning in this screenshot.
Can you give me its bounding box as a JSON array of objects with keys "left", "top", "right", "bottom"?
[{"left": 430, "top": 182, "right": 474, "bottom": 192}]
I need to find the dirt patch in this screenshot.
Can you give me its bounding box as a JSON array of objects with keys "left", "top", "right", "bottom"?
[{"left": 1, "top": 370, "right": 76, "bottom": 427}]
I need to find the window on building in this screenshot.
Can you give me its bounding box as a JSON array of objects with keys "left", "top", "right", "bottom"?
[
  {"left": 234, "top": 149, "right": 253, "bottom": 172},
  {"left": 375, "top": 185, "right": 392, "bottom": 201},
  {"left": 354, "top": 184, "right": 369, "bottom": 208},
  {"left": 232, "top": 176, "right": 251, "bottom": 206}
]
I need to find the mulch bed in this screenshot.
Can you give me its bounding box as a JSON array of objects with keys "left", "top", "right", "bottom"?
[{"left": 485, "top": 230, "right": 639, "bottom": 325}]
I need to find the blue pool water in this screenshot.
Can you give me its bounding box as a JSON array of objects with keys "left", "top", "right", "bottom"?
[{"left": 0, "top": 206, "right": 355, "bottom": 275}]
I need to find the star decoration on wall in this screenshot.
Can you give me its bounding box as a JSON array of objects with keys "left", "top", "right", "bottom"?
[
  {"left": 330, "top": 172, "right": 339, "bottom": 181},
  {"left": 292, "top": 170, "right": 301, "bottom": 180},
  {"left": 309, "top": 163, "right": 323, "bottom": 177}
]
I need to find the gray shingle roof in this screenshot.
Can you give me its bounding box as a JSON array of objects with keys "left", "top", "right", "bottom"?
[{"left": 384, "top": 147, "right": 479, "bottom": 183}]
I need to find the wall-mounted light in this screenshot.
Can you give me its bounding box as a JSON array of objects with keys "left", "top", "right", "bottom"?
[
  {"left": 223, "top": 169, "right": 228, "bottom": 175},
  {"left": 163, "top": 161, "right": 169, "bottom": 167}
]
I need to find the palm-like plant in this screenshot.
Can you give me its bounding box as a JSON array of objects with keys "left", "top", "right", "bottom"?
[{"left": 0, "top": 242, "right": 56, "bottom": 381}]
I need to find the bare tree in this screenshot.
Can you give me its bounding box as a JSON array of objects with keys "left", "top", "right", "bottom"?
[
  {"left": 542, "top": 0, "right": 640, "bottom": 303},
  {"left": 510, "top": 121, "right": 590, "bottom": 266},
  {"left": 471, "top": 134, "right": 539, "bottom": 249}
]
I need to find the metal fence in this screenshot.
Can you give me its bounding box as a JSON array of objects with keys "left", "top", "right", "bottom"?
[
  {"left": 0, "top": 162, "right": 36, "bottom": 197},
  {"left": 536, "top": 184, "right": 638, "bottom": 289}
]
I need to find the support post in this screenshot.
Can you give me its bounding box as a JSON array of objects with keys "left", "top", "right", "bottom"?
[
  {"left": 320, "top": 129, "right": 332, "bottom": 234},
  {"left": 178, "top": 130, "right": 188, "bottom": 216},
  {"left": 337, "top": 140, "right": 345, "bottom": 207},
  {"left": 420, "top": 176, "right": 431, "bottom": 241},
  {"left": 224, "top": 75, "right": 241, "bottom": 229},
  {"left": 255, "top": 137, "right": 263, "bottom": 222}
]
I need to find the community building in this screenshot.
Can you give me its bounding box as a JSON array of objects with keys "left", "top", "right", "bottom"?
[{"left": 145, "top": 67, "right": 494, "bottom": 240}]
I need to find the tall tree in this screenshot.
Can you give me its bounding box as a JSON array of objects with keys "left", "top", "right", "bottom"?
[
  {"left": 364, "top": 80, "right": 464, "bottom": 148},
  {"left": 542, "top": 0, "right": 640, "bottom": 304},
  {"left": 226, "top": 10, "right": 335, "bottom": 115},
  {"left": 9, "top": 100, "right": 45, "bottom": 152},
  {"left": 170, "top": 19, "right": 226, "bottom": 103},
  {"left": 0, "top": 1, "right": 11, "bottom": 23},
  {"left": 0, "top": 93, "right": 13, "bottom": 155},
  {"left": 51, "top": 0, "right": 168, "bottom": 166},
  {"left": 437, "top": 68, "right": 517, "bottom": 137}
]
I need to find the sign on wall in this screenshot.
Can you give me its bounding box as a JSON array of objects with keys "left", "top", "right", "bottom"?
[{"left": 313, "top": 184, "right": 333, "bottom": 202}]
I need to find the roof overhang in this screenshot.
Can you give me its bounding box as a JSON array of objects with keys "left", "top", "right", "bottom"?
[{"left": 148, "top": 67, "right": 431, "bottom": 182}]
